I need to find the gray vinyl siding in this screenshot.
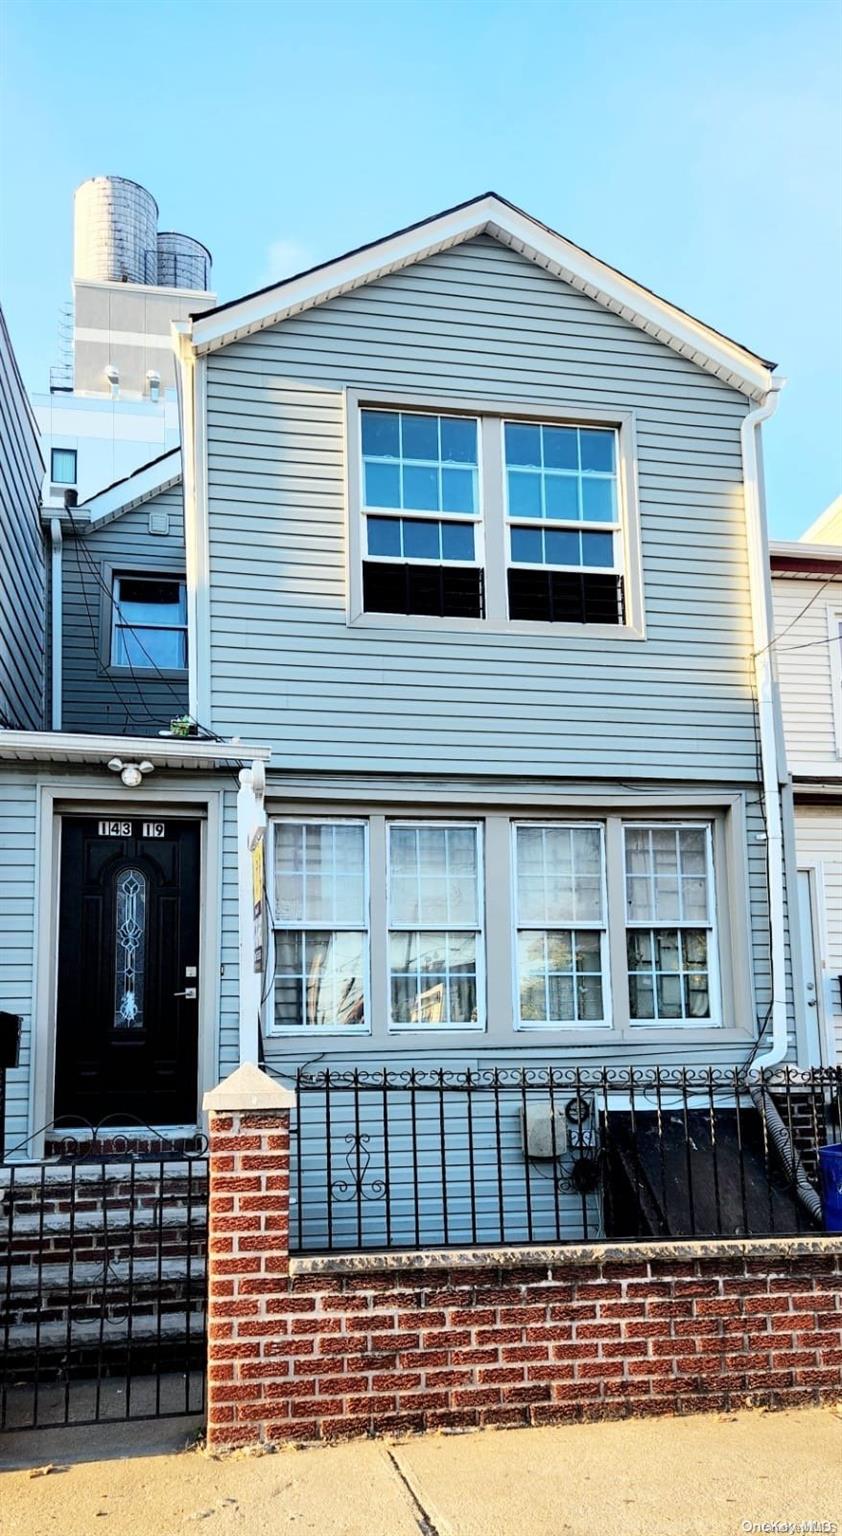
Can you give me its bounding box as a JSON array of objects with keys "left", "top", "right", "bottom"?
[
  {"left": 204, "top": 235, "right": 755, "bottom": 779},
  {"left": 0, "top": 308, "right": 45, "bottom": 731},
  {"left": 0, "top": 771, "right": 38, "bottom": 1154},
  {"left": 60, "top": 485, "right": 189, "bottom": 735}
]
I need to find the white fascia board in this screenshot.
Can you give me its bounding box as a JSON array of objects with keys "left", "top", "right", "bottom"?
[
  {"left": 77, "top": 450, "right": 183, "bottom": 526},
  {"left": 187, "top": 195, "right": 774, "bottom": 400},
  {"left": 0, "top": 729, "right": 271, "bottom": 769}
]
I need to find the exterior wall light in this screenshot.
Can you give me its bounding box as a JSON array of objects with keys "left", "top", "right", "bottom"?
[{"left": 106, "top": 757, "right": 155, "bottom": 788}]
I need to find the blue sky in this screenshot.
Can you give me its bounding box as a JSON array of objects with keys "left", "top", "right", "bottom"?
[{"left": 2, "top": 0, "right": 840, "bottom": 537}]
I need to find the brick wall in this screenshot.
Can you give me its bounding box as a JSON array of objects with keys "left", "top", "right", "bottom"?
[{"left": 205, "top": 1101, "right": 842, "bottom": 1452}]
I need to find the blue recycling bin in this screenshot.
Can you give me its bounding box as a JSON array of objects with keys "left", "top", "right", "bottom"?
[{"left": 818, "top": 1144, "right": 842, "bottom": 1232}]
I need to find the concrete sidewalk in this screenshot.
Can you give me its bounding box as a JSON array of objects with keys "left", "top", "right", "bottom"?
[{"left": 0, "top": 1405, "right": 840, "bottom": 1536}]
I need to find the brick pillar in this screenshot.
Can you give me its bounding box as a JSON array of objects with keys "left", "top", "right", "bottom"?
[{"left": 203, "top": 1062, "right": 296, "bottom": 1453}]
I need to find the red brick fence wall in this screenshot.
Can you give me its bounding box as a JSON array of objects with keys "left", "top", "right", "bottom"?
[{"left": 204, "top": 1072, "right": 842, "bottom": 1453}]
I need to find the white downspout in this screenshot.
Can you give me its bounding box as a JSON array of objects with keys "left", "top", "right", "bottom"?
[
  {"left": 49, "top": 518, "right": 63, "bottom": 730},
  {"left": 740, "top": 379, "right": 787, "bottom": 1069},
  {"left": 236, "top": 758, "right": 268, "bottom": 1068}
]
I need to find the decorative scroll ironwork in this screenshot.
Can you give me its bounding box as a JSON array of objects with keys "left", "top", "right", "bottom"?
[
  {"left": 330, "top": 1132, "right": 386, "bottom": 1203},
  {"left": 114, "top": 868, "right": 147, "bottom": 1030}
]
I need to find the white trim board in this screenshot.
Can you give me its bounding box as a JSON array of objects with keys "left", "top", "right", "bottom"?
[
  {"left": 78, "top": 450, "right": 182, "bottom": 526},
  {"left": 184, "top": 193, "right": 775, "bottom": 400}
]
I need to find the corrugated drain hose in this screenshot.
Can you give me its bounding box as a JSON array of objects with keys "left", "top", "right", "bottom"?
[{"left": 746, "top": 1078, "right": 823, "bottom": 1224}]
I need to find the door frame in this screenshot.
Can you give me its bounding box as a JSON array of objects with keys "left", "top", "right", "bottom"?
[
  {"left": 796, "top": 859, "right": 834, "bottom": 1068},
  {"left": 29, "top": 781, "right": 223, "bottom": 1156}
]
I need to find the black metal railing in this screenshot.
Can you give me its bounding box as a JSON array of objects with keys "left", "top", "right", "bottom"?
[
  {"left": 0, "top": 1119, "right": 207, "bottom": 1432},
  {"left": 287, "top": 1066, "right": 842, "bottom": 1256}
]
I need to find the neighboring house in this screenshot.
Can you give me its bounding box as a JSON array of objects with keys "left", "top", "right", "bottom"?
[
  {"left": 32, "top": 175, "right": 214, "bottom": 510},
  {"left": 0, "top": 195, "right": 809, "bottom": 1222},
  {"left": 771, "top": 499, "right": 842, "bottom": 1066},
  {"left": 45, "top": 449, "right": 189, "bottom": 735},
  {"left": 0, "top": 305, "right": 44, "bottom": 731}
]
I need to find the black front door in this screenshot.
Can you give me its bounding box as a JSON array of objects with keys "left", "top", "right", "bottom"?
[{"left": 54, "top": 817, "right": 201, "bottom": 1126}]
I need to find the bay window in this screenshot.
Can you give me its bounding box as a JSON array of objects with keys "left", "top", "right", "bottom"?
[{"left": 268, "top": 811, "right": 735, "bottom": 1042}]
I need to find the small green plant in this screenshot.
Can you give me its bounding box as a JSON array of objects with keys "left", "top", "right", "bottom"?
[{"left": 169, "top": 715, "right": 194, "bottom": 738}]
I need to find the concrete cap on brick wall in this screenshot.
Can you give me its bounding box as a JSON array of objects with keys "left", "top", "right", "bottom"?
[{"left": 203, "top": 1061, "right": 296, "bottom": 1113}]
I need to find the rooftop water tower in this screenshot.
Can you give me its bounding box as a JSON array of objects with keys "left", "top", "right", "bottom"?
[{"left": 73, "top": 176, "right": 159, "bottom": 285}]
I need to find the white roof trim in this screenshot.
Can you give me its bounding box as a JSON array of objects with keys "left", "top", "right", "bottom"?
[
  {"left": 187, "top": 195, "right": 775, "bottom": 400},
  {"left": 800, "top": 495, "right": 842, "bottom": 547},
  {"left": 0, "top": 729, "right": 270, "bottom": 770},
  {"left": 75, "top": 450, "right": 183, "bottom": 527}
]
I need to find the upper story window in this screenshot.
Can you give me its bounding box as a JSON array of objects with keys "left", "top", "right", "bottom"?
[
  {"left": 348, "top": 395, "right": 643, "bottom": 636},
  {"left": 361, "top": 408, "right": 483, "bottom": 620},
  {"left": 111, "top": 573, "right": 188, "bottom": 670},
  {"left": 51, "top": 447, "right": 77, "bottom": 486},
  {"left": 505, "top": 422, "right": 623, "bottom": 625}
]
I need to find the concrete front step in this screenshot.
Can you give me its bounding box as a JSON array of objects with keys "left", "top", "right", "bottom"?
[{"left": 3, "top": 1305, "right": 206, "bottom": 1355}]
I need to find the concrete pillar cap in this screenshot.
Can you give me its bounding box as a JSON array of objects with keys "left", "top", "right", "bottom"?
[{"left": 203, "top": 1061, "right": 296, "bottom": 1113}]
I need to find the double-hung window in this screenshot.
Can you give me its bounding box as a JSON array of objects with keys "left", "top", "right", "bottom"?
[
  {"left": 360, "top": 408, "right": 483, "bottom": 619},
  {"left": 110, "top": 573, "right": 188, "bottom": 670},
  {"left": 624, "top": 824, "right": 717, "bottom": 1024},
  {"left": 267, "top": 813, "right": 732, "bottom": 1040},
  {"left": 505, "top": 422, "right": 623, "bottom": 624},
  {"left": 388, "top": 823, "right": 483, "bottom": 1029},
  {"left": 514, "top": 823, "right": 609, "bottom": 1028},
  {"left": 273, "top": 821, "right": 369, "bottom": 1032},
  {"left": 350, "top": 398, "right": 640, "bottom": 633},
  {"left": 51, "top": 447, "right": 77, "bottom": 486}
]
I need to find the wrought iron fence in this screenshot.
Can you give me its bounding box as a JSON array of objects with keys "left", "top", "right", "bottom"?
[
  {"left": 287, "top": 1066, "right": 842, "bottom": 1255},
  {"left": 0, "top": 1120, "right": 207, "bottom": 1432}
]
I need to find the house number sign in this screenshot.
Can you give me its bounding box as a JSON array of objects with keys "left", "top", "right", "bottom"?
[{"left": 97, "top": 821, "right": 166, "bottom": 838}]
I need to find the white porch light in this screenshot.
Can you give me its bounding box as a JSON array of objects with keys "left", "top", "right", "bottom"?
[{"left": 106, "top": 757, "right": 155, "bottom": 788}]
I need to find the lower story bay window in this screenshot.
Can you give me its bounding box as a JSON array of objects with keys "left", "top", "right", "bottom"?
[{"left": 266, "top": 811, "right": 737, "bottom": 1042}]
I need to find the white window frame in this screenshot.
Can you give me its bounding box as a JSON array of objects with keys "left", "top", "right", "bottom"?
[
  {"left": 50, "top": 446, "right": 77, "bottom": 486},
  {"left": 511, "top": 820, "right": 612, "bottom": 1032},
  {"left": 267, "top": 816, "right": 371, "bottom": 1037},
  {"left": 109, "top": 571, "right": 189, "bottom": 672},
  {"left": 502, "top": 420, "right": 623, "bottom": 580},
  {"left": 622, "top": 821, "right": 722, "bottom": 1029},
  {"left": 345, "top": 389, "right": 645, "bottom": 639},
  {"left": 359, "top": 405, "right": 485, "bottom": 573},
  {"left": 386, "top": 818, "right": 486, "bottom": 1034},
  {"left": 828, "top": 606, "right": 842, "bottom": 759}
]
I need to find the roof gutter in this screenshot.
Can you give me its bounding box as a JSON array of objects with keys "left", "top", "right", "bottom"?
[{"left": 740, "top": 379, "right": 788, "bottom": 1070}]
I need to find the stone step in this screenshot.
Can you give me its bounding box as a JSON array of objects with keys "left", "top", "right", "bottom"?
[
  {"left": 3, "top": 1253, "right": 206, "bottom": 1295},
  {"left": 2, "top": 1305, "right": 206, "bottom": 1355}
]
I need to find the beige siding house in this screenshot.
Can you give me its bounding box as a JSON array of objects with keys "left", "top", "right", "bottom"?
[{"left": 771, "top": 499, "right": 842, "bottom": 1064}]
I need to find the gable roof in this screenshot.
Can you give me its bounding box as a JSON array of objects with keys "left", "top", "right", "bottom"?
[
  {"left": 73, "top": 448, "right": 182, "bottom": 528},
  {"left": 800, "top": 495, "right": 842, "bottom": 547},
  {"left": 184, "top": 192, "right": 776, "bottom": 400}
]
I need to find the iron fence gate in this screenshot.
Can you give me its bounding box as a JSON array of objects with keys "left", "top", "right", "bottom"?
[{"left": 0, "top": 1122, "right": 207, "bottom": 1432}]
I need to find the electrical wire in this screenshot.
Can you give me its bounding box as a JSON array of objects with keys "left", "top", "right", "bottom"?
[{"left": 754, "top": 575, "right": 837, "bottom": 659}]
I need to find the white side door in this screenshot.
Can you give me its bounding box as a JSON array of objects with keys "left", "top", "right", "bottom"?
[{"left": 797, "top": 867, "right": 827, "bottom": 1066}]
